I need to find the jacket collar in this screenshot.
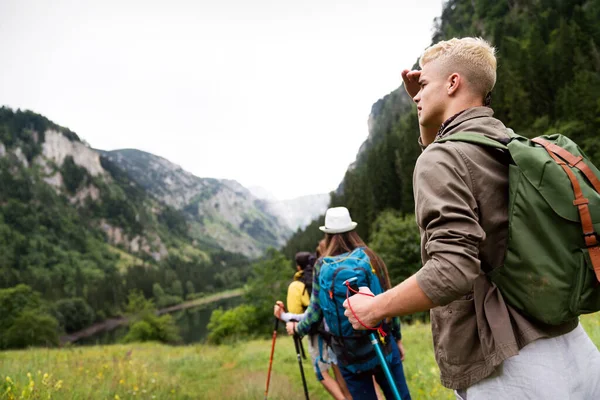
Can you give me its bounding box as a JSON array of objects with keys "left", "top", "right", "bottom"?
[
  {"left": 437, "top": 106, "right": 494, "bottom": 139},
  {"left": 419, "top": 106, "right": 495, "bottom": 150}
]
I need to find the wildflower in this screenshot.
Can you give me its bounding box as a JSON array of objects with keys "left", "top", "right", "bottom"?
[
  {"left": 119, "top": 379, "right": 125, "bottom": 385},
  {"left": 5, "top": 376, "right": 13, "bottom": 384},
  {"left": 115, "top": 396, "right": 121, "bottom": 400},
  {"left": 55, "top": 380, "right": 63, "bottom": 390}
]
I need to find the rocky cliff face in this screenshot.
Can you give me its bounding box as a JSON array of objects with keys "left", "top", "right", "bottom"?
[{"left": 43, "top": 130, "right": 105, "bottom": 177}]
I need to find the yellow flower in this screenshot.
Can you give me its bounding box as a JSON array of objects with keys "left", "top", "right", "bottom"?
[
  {"left": 5, "top": 376, "right": 13, "bottom": 384},
  {"left": 115, "top": 396, "right": 121, "bottom": 400},
  {"left": 133, "top": 385, "right": 139, "bottom": 392},
  {"left": 27, "top": 372, "right": 32, "bottom": 380},
  {"left": 119, "top": 379, "right": 125, "bottom": 385},
  {"left": 55, "top": 380, "right": 63, "bottom": 390}
]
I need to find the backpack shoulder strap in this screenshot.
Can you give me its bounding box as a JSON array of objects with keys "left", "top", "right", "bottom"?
[{"left": 435, "top": 131, "right": 509, "bottom": 150}]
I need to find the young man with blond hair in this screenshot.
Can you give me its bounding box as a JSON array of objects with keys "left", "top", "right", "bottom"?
[{"left": 343, "top": 37, "right": 600, "bottom": 399}]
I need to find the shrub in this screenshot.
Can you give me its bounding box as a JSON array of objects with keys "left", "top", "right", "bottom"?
[
  {"left": 3, "top": 310, "right": 59, "bottom": 349},
  {"left": 207, "top": 304, "right": 259, "bottom": 344},
  {"left": 53, "top": 297, "right": 95, "bottom": 333},
  {"left": 121, "top": 290, "right": 181, "bottom": 344}
]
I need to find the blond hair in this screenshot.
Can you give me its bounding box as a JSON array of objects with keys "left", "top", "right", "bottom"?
[{"left": 419, "top": 37, "right": 497, "bottom": 99}]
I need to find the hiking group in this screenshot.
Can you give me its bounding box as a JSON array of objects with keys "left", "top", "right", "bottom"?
[{"left": 268, "top": 36, "right": 600, "bottom": 400}]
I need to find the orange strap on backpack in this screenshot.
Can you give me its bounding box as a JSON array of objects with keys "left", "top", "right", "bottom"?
[{"left": 532, "top": 138, "right": 600, "bottom": 282}]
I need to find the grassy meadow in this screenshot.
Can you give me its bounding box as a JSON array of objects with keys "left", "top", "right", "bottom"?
[{"left": 1, "top": 313, "right": 599, "bottom": 400}]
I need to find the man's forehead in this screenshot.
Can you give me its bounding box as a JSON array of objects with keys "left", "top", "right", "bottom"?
[{"left": 420, "top": 61, "right": 444, "bottom": 80}]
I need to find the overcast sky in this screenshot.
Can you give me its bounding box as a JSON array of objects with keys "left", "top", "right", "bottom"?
[{"left": 0, "top": 0, "right": 443, "bottom": 200}]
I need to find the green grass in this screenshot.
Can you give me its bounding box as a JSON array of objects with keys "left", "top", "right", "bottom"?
[{"left": 1, "top": 314, "right": 599, "bottom": 399}]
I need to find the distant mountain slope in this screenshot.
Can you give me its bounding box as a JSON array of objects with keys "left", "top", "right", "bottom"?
[
  {"left": 264, "top": 193, "right": 330, "bottom": 232},
  {"left": 100, "top": 149, "right": 292, "bottom": 257}
]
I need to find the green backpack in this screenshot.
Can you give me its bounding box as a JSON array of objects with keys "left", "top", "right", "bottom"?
[{"left": 437, "top": 131, "right": 600, "bottom": 325}]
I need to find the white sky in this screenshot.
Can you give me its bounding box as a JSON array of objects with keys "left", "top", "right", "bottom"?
[{"left": 0, "top": 0, "right": 443, "bottom": 200}]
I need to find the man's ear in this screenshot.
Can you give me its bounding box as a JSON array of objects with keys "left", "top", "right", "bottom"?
[{"left": 447, "top": 73, "right": 461, "bottom": 96}]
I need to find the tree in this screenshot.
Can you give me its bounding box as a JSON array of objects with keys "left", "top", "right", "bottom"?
[
  {"left": 122, "top": 290, "right": 181, "bottom": 344},
  {"left": 3, "top": 310, "right": 59, "bottom": 348},
  {"left": 53, "top": 297, "right": 95, "bottom": 333}
]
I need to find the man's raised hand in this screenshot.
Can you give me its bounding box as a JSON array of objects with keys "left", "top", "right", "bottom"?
[{"left": 401, "top": 69, "right": 421, "bottom": 99}]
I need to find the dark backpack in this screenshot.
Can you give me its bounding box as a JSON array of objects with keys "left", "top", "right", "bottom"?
[
  {"left": 300, "top": 254, "right": 316, "bottom": 297},
  {"left": 437, "top": 130, "right": 600, "bottom": 325}
]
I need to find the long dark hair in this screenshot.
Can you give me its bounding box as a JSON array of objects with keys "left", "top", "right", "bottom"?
[
  {"left": 295, "top": 251, "right": 317, "bottom": 295},
  {"left": 322, "top": 231, "right": 392, "bottom": 291}
]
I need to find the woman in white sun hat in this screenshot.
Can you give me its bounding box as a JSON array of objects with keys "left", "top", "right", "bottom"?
[{"left": 285, "top": 207, "right": 411, "bottom": 400}]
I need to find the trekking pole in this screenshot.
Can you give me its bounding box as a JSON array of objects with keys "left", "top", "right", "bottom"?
[
  {"left": 369, "top": 332, "right": 402, "bottom": 400},
  {"left": 298, "top": 332, "right": 307, "bottom": 359},
  {"left": 345, "top": 277, "right": 402, "bottom": 400},
  {"left": 264, "top": 317, "right": 279, "bottom": 400},
  {"left": 293, "top": 333, "right": 310, "bottom": 400}
]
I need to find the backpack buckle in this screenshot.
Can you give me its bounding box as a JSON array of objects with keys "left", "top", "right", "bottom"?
[{"left": 584, "top": 232, "right": 599, "bottom": 247}]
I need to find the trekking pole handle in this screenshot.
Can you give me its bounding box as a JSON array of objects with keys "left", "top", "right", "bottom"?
[{"left": 344, "top": 277, "right": 359, "bottom": 293}]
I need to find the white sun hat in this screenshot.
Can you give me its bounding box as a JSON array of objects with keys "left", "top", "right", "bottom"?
[{"left": 319, "top": 207, "right": 358, "bottom": 234}]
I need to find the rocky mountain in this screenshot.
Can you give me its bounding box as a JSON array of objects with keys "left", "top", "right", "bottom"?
[
  {"left": 99, "top": 149, "right": 292, "bottom": 257},
  {"left": 0, "top": 108, "right": 211, "bottom": 264}
]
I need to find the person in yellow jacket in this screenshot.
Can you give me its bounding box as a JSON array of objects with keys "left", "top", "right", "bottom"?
[
  {"left": 275, "top": 250, "right": 352, "bottom": 400},
  {"left": 286, "top": 257, "right": 310, "bottom": 314}
]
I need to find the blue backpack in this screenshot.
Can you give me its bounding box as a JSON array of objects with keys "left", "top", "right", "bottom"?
[{"left": 317, "top": 247, "right": 393, "bottom": 373}]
